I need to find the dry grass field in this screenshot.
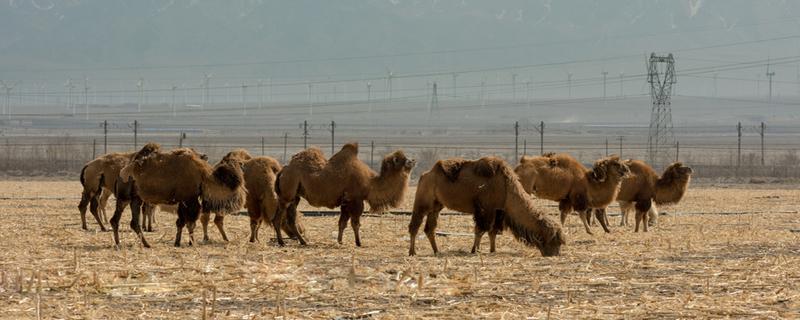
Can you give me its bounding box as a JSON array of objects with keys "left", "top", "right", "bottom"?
[{"left": 0, "top": 180, "right": 798, "bottom": 319}]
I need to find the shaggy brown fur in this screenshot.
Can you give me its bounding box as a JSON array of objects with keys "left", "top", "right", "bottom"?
[
  {"left": 514, "top": 153, "right": 630, "bottom": 235},
  {"left": 78, "top": 152, "right": 134, "bottom": 231},
  {"left": 275, "top": 142, "right": 415, "bottom": 247},
  {"left": 408, "top": 157, "right": 565, "bottom": 256},
  {"left": 611, "top": 160, "right": 693, "bottom": 231},
  {"left": 217, "top": 149, "right": 304, "bottom": 244},
  {"left": 118, "top": 143, "right": 245, "bottom": 247}
]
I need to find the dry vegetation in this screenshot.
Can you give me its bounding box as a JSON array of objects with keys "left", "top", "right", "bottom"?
[{"left": 0, "top": 181, "right": 798, "bottom": 319}]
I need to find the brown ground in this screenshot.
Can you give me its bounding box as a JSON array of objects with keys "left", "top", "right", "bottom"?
[{"left": 0, "top": 181, "right": 798, "bottom": 319}]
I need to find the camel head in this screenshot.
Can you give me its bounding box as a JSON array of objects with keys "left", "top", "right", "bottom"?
[
  {"left": 133, "top": 142, "right": 161, "bottom": 161},
  {"left": 380, "top": 150, "right": 416, "bottom": 176},
  {"left": 663, "top": 162, "right": 693, "bottom": 179},
  {"left": 535, "top": 217, "right": 566, "bottom": 257},
  {"left": 589, "top": 155, "right": 630, "bottom": 183}
]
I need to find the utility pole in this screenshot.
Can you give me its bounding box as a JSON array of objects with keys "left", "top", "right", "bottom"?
[
  {"left": 428, "top": 81, "right": 439, "bottom": 117},
  {"left": 65, "top": 78, "right": 75, "bottom": 115},
  {"left": 302, "top": 120, "right": 309, "bottom": 149},
  {"left": 386, "top": 70, "right": 393, "bottom": 102},
  {"left": 514, "top": 121, "right": 520, "bottom": 164},
  {"left": 567, "top": 73, "right": 573, "bottom": 98},
  {"left": 329, "top": 120, "right": 336, "bottom": 155},
  {"left": 533, "top": 121, "right": 545, "bottom": 155},
  {"left": 171, "top": 85, "right": 177, "bottom": 118},
  {"left": 258, "top": 79, "right": 264, "bottom": 110},
  {"left": 646, "top": 53, "right": 677, "bottom": 169},
  {"left": 676, "top": 141, "right": 680, "bottom": 162},
  {"left": 0, "top": 81, "right": 16, "bottom": 119},
  {"left": 371, "top": 140, "right": 375, "bottom": 169},
  {"left": 241, "top": 82, "right": 248, "bottom": 116},
  {"left": 523, "top": 139, "right": 527, "bottom": 156},
  {"left": 179, "top": 132, "right": 186, "bottom": 148},
  {"left": 737, "top": 122, "right": 742, "bottom": 169},
  {"left": 605, "top": 138, "right": 609, "bottom": 156},
  {"left": 713, "top": 73, "right": 718, "bottom": 97},
  {"left": 617, "top": 136, "right": 625, "bottom": 157},
  {"left": 103, "top": 120, "right": 108, "bottom": 154},
  {"left": 307, "top": 82, "right": 313, "bottom": 116},
  {"left": 261, "top": 136, "right": 265, "bottom": 156},
  {"left": 526, "top": 80, "right": 532, "bottom": 109},
  {"left": 137, "top": 78, "right": 144, "bottom": 113},
  {"left": 451, "top": 73, "right": 458, "bottom": 98},
  {"left": 366, "top": 81, "right": 372, "bottom": 120},
  {"left": 759, "top": 122, "right": 766, "bottom": 166},
  {"left": 766, "top": 63, "right": 776, "bottom": 102},
  {"left": 512, "top": 73, "right": 517, "bottom": 102},
  {"left": 133, "top": 120, "right": 139, "bottom": 149},
  {"left": 283, "top": 132, "right": 288, "bottom": 163},
  {"left": 83, "top": 77, "right": 90, "bottom": 120},
  {"left": 602, "top": 71, "right": 608, "bottom": 100}
]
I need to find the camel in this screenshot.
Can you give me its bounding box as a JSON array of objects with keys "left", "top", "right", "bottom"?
[
  {"left": 117, "top": 143, "right": 245, "bottom": 247},
  {"left": 514, "top": 153, "right": 630, "bottom": 234},
  {"left": 274, "top": 142, "right": 415, "bottom": 247},
  {"left": 216, "top": 149, "right": 303, "bottom": 243},
  {"left": 408, "top": 157, "right": 565, "bottom": 256},
  {"left": 599, "top": 160, "right": 693, "bottom": 232},
  {"left": 78, "top": 152, "right": 134, "bottom": 231}
]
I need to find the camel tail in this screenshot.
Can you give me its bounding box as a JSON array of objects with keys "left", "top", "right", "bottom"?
[{"left": 79, "top": 165, "right": 88, "bottom": 186}]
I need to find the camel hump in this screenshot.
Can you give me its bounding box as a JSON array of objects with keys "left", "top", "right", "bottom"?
[
  {"left": 338, "top": 143, "right": 359, "bottom": 157},
  {"left": 133, "top": 142, "right": 161, "bottom": 161},
  {"left": 435, "top": 158, "right": 467, "bottom": 182},
  {"left": 473, "top": 157, "right": 505, "bottom": 178},
  {"left": 223, "top": 149, "right": 253, "bottom": 162},
  {"left": 212, "top": 161, "right": 243, "bottom": 190}
]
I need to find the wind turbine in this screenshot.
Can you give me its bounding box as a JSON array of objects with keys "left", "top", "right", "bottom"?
[
  {"left": 65, "top": 78, "right": 75, "bottom": 115},
  {"left": 1, "top": 80, "right": 18, "bottom": 119}
]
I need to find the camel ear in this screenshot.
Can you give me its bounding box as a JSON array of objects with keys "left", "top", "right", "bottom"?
[{"left": 474, "top": 158, "right": 500, "bottom": 178}]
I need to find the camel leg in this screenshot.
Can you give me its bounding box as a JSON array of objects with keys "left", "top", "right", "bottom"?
[
  {"left": 282, "top": 198, "right": 306, "bottom": 245},
  {"left": 634, "top": 199, "right": 652, "bottom": 233},
  {"left": 471, "top": 228, "right": 485, "bottom": 254},
  {"left": 143, "top": 204, "right": 155, "bottom": 232},
  {"left": 347, "top": 201, "right": 365, "bottom": 247},
  {"left": 337, "top": 210, "right": 351, "bottom": 245},
  {"left": 78, "top": 192, "right": 91, "bottom": 230},
  {"left": 647, "top": 204, "right": 658, "bottom": 227},
  {"left": 594, "top": 208, "right": 611, "bottom": 233},
  {"left": 423, "top": 203, "right": 443, "bottom": 255},
  {"left": 488, "top": 209, "right": 504, "bottom": 253},
  {"left": 214, "top": 214, "right": 229, "bottom": 242},
  {"left": 89, "top": 195, "right": 107, "bottom": 232},
  {"left": 558, "top": 199, "right": 572, "bottom": 227},
  {"left": 129, "top": 197, "right": 150, "bottom": 248},
  {"left": 110, "top": 198, "right": 129, "bottom": 248},
  {"left": 578, "top": 210, "right": 594, "bottom": 235},
  {"left": 99, "top": 189, "right": 111, "bottom": 225},
  {"left": 408, "top": 205, "right": 427, "bottom": 256},
  {"left": 175, "top": 200, "right": 200, "bottom": 247},
  {"left": 200, "top": 211, "right": 211, "bottom": 243},
  {"left": 619, "top": 201, "right": 634, "bottom": 227},
  {"left": 248, "top": 199, "right": 261, "bottom": 243}
]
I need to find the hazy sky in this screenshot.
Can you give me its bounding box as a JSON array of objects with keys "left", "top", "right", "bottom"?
[{"left": 2, "top": 0, "right": 800, "bottom": 100}]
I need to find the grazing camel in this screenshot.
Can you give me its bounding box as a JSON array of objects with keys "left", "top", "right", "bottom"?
[
  {"left": 596, "top": 160, "right": 693, "bottom": 232},
  {"left": 408, "top": 157, "right": 565, "bottom": 256},
  {"left": 275, "top": 143, "right": 415, "bottom": 247},
  {"left": 514, "top": 153, "right": 629, "bottom": 234},
  {"left": 78, "top": 152, "right": 134, "bottom": 231},
  {"left": 118, "top": 143, "right": 245, "bottom": 247}
]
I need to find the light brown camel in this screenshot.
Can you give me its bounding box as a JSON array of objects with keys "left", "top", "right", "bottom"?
[
  {"left": 275, "top": 142, "right": 415, "bottom": 247},
  {"left": 514, "top": 153, "right": 629, "bottom": 234},
  {"left": 599, "top": 160, "right": 693, "bottom": 232},
  {"left": 216, "top": 149, "right": 303, "bottom": 243},
  {"left": 408, "top": 157, "right": 565, "bottom": 256},
  {"left": 118, "top": 143, "right": 245, "bottom": 247},
  {"left": 78, "top": 152, "right": 134, "bottom": 231}
]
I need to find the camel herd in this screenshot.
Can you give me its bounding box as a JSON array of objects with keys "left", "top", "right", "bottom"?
[{"left": 78, "top": 142, "right": 693, "bottom": 257}]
